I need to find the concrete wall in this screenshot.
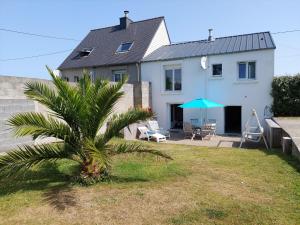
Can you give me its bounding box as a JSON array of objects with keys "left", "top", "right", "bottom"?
[
  {"left": 0, "top": 76, "right": 53, "bottom": 152},
  {"left": 0, "top": 75, "right": 146, "bottom": 152},
  {"left": 141, "top": 49, "right": 274, "bottom": 134}
]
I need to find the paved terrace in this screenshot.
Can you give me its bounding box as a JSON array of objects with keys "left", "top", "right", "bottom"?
[{"left": 165, "top": 131, "right": 264, "bottom": 148}]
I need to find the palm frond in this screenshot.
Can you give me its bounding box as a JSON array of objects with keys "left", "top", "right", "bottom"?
[
  {"left": 7, "top": 112, "right": 77, "bottom": 144},
  {"left": 78, "top": 75, "right": 127, "bottom": 138},
  {"left": 83, "top": 139, "right": 110, "bottom": 171},
  {"left": 24, "top": 81, "right": 63, "bottom": 116},
  {"left": 0, "top": 143, "right": 78, "bottom": 177},
  {"left": 98, "top": 108, "right": 153, "bottom": 145},
  {"left": 108, "top": 143, "right": 173, "bottom": 160}
]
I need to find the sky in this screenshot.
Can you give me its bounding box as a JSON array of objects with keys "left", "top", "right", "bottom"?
[{"left": 0, "top": 0, "right": 299, "bottom": 79}]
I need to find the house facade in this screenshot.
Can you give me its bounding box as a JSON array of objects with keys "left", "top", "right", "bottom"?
[
  {"left": 58, "top": 12, "right": 170, "bottom": 106},
  {"left": 58, "top": 12, "right": 170, "bottom": 84},
  {"left": 141, "top": 32, "right": 276, "bottom": 134}
]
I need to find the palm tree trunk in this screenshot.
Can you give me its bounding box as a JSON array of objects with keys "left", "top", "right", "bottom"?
[{"left": 80, "top": 160, "right": 108, "bottom": 180}]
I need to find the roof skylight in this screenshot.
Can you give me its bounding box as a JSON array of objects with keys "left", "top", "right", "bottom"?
[
  {"left": 116, "top": 42, "right": 133, "bottom": 53},
  {"left": 72, "top": 48, "right": 93, "bottom": 60}
]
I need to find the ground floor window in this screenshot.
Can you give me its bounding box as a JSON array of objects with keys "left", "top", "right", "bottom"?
[
  {"left": 74, "top": 76, "right": 79, "bottom": 82},
  {"left": 113, "top": 70, "right": 126, "bottom": 82}
]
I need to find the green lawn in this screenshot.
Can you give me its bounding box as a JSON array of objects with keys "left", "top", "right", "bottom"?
[{"left": 0, "top": 139, "right": 300, "bottom": 225}]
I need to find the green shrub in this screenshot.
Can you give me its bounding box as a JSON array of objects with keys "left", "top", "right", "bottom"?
[{"left": 271, "top": 74, "right": 300, "bottom": 116}]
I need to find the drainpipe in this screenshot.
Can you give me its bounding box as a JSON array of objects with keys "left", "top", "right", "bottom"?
[
  {"left": 204, "top": 58, "right": 208, "bottom": 123},
  {"left": 136, "top": 62, "right": 140, "bottom": 83}
]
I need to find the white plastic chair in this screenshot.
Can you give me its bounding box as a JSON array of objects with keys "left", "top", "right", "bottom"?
[
  {"left": 137, "top": 126, "right": 166, "bottom": 143},
  {"left": 147, "top": 120, "right": 170, "bottom": 139},
  {"left": 207, "top": 119, "right": 217, "bottom": 136}
]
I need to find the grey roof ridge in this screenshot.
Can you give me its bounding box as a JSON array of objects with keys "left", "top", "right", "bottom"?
[
  {"left": 168, "top": 31, "right": 274, "bottom": 47},
  {"left": 142, "top": 48, "right": 275, "bottom": 63},
  {"left": 90, "top": 16, "right": 165, "bottom": 32}
]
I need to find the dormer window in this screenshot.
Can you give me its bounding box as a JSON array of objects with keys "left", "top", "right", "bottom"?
[
  {"left": 72, "top": 48, "right": 93, "bottom": 60},
  {"left": 116, "top": 42, "right": 133, "bottom": 53}
]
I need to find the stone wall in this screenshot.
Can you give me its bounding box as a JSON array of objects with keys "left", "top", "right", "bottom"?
[{"left": 0, "top": 75, "right": 149, "bottom": 152}]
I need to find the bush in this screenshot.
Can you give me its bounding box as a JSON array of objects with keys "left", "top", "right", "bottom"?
[{"left": 271, "top": 74, "right": 300, "bottom": 116}]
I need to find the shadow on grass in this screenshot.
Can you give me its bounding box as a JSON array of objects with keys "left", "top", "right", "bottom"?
[
  {"left": 0, "top": 161, "right": 153, "bottom": 202},
  {"left": 260, "top": 148, "right": 300, "bottom": 173},
  {"left": 0, "top": 162, "right": 75, "bottom": 197},
  {"left": 107, "top": 175, "right": 149, "bottom": 183},
  {"left": 43, "top": 183, "right": 76, "bottom": 211}
]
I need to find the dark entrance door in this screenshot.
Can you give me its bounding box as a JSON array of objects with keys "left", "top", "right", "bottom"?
[
  {"left": 224, "top": 106, "right": 241, "bottom": 133},
  {"left": 170, "top": 104, "right": 183, "bottom": 129}
]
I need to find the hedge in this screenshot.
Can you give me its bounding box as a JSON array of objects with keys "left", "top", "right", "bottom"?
[{"left": 271, "top": 74, "right": 300, "bottom": 116}]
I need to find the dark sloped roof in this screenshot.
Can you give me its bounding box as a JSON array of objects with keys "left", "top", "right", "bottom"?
[
  {"left": 143, "top": 32, "right": 276, "bottom": 62},
  {"left": 59, "top": 17, "right": 165, "bottom": 70}
]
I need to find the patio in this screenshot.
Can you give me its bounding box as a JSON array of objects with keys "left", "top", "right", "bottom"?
[
  {"left": 165, "top": 131, "right": 266, "bottom": 148},
  {"left": 166, "top": 131, "right": 240, "bottom": 147}
]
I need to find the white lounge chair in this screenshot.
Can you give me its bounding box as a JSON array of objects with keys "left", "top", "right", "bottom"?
[
  {"left": 137, "top": 126, "right": 166, "bottom": 143},
  {"left": 147, "top": 120, "right": 170, "bottom": 139}
]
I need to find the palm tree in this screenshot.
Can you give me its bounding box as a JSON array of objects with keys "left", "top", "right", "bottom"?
[{"left": 0, "top": 67, "right": 171, "bottom": 183}]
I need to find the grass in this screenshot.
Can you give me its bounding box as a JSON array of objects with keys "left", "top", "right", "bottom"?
[{"left": 0, "top": 139, "right": 300, "bottom": 225}]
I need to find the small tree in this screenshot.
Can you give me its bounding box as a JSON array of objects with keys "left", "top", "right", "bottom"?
[{"left": 0, "top": 67, "right": 171, "bottom": 183}]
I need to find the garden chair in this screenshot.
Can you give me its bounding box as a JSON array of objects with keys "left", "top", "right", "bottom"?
[
  {"left": 137, "top": 126, "right": 166, "bottom": 143},
  {"left": 147, "top": 120, "right": 170, "bottom": 139},
  {"left": 190, "top": 118, "right": 200, "bottom": 129},
  {"left": 207, "top": 119, "right": 217, "bottom": 136},
  {"left": 201, "top": 124, "right": 213, "bottom": 140},
  {"left": 183, "top": 122, "right": 201, "bottom": 140}
]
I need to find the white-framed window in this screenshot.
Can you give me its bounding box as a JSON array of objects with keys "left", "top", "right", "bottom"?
[
  {"left": 212, "top": 64, "right": 222, "bottom": 76},
  {"left": 164, "top": 66, "right": 182, "bottom": 91},
  {"left": 63, "top": 77, "right": 69, "bottom": 82},
  {"left": 238, "top": 61, "right": 256, "bottom": 79},
  {"left": 89, "top": 69, "right": 95, "bottom": 82},
  {"left": 74, "top": 76, "right": 79, "bottom": 82},
  {"left": 116, "top": 42, "right": 133, "bottom": 53},
  {"left": 113, "top": 70, "right": 126, "bottom": 82}
]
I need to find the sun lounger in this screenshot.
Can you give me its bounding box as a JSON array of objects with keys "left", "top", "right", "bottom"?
[
  {"left": 137, "top": 126, "right": 166, "bottom": 143},
  {"left": 147, "top": 120, "right": 170, "bottom": 139}
]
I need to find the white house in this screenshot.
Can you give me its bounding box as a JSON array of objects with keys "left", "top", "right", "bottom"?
[{"left": 141, "top": 31, "right": 276, "bottom": 134}]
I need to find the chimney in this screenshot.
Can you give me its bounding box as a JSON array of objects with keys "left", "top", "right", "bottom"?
[
  {"left": 119, "top": 10, "right": 131, "bottom": 29},
  {"left": 208, "top": 28, "right": 214, "bottom": 41}
]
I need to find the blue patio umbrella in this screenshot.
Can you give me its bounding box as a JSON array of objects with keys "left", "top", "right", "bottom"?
[
  {"left": 178, "top": 98, "right": 224, "bottom": 109},
  {"left": 178, "top": 98, "right": 224, "bottom": 125}
]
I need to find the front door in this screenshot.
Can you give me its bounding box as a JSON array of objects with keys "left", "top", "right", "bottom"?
[
  {"left": 224, "top": 106, "right": 241, "bottom": 133},
  {"left": 170, "top": 104, "right": 183, "bottom": 129}
]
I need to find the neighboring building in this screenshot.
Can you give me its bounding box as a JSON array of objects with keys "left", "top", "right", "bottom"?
[
  {"left": 58, "top": 11, "right": 170, "bottom": 85},
  {"left": 141, "top": 31, "right": 276, "bottom": 134}
]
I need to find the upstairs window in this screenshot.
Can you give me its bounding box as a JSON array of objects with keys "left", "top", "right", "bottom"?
[
  {"left": 116, "top": 42, "right": 133, "bottom": 53},
  {"left": 113, "top": 70, "right": 126, "bottom": 82},
  {"left": 72, "top": 48, "right": 93, "bottom": 60},
  {"left": 212, "top": 64, "right": 222, "bottom": 76},
  {"left": 165, "top": 66, "right": 182, "bottom": 91},
  {"left": 238, "top": 61, "right": 256, "bottom": 80}
]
